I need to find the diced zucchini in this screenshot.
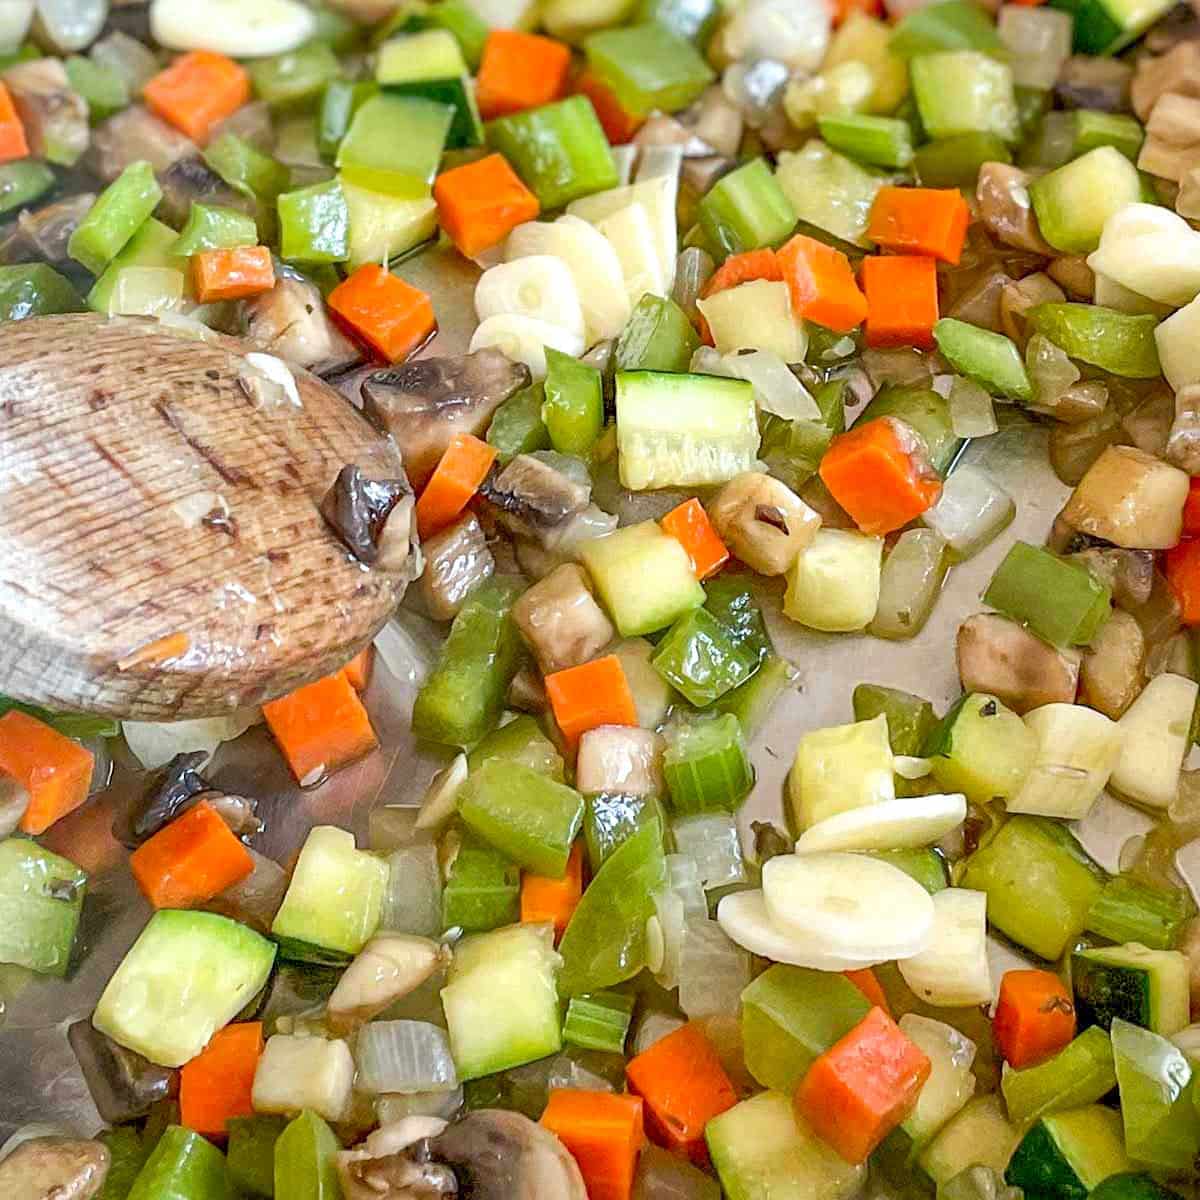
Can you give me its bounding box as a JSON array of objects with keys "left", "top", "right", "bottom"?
[
  {"left": 441, "top": 834, "right": 520, "bottom": 932},
  {"left": 899, "top": 1013, "right": 977, "bottom": 1149},
  {"left": 910, "top": 51, "right": 1019, "bottom": 143},
  {"left": 922, "top": 693, "right": 1035, "bottom": 806},
  {"left": 776, "top": 140, "right": 888, "bottom": 248},
  {"left": 581, "top": 521, "right": 705, "bottom": 637},
  {"left": 918, "top": 1094, "right": 1021, "bottom": 1186},
  {"left": 87, "top": 218, "right": 184, "bottom": 314},
  {"left": 271, "top": 826, "right": 388, "bottom": 958},
  {"left": 697, "top": 280, "right": 806, "bottom": 362},
  {"left": 1028, "top": 147, "right": 1141, "bottom": 255},
  {"left": 1005, "top": 1106, "right": 1131, "bottom": 1198},
  {"left": 960, "top": 815, "right": 1102, "bottom": 960},
  {"left": 0, "top": 838, "right": 86, "bottom": 977},
  {"left": 377, "top": 30, "right": 482, "bottom": 149},
  {"left": 1072, "top": 943, "right": 1190, "bottom": 1036},
  {"left": 783, "top": 528, "right": 884, "bottom": 632},
  {"left": 707, "top": 1091, "right": 867, "bottom": 1200},
  {"left": 788, "top": 714, "right": 895, "bottom": 830},
  {"left": 1001, "top": 1026, "right": 1118, "bottom": 1128},
  {"left": 441, "top": 922, "right": 562, "bottom": 1080},
  {"left": 341, "top": 179, "right": 437, "bottom": 270},
  {"left": 615, "top": 370, "right": 759, "bottom": 491},
  {"left": 1110, "top": 673, "right": 1197, "bottom": 809},
  {"left": 93, "top": 910, "right": 276, "bottom": 1067},
  {"left": 1048, "top": 0, "right": 1174, "bottom": 54}
]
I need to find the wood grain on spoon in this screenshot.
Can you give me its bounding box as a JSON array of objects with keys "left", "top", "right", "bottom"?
[{"left": 0, "top": 313, "right": 417, "bottom": 720}]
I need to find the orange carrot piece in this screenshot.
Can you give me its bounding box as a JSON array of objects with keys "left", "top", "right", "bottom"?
[
  {"left": 993, "top": 969, "right": 1077, "bottom": 1069},
  {"left": 844, "top": 968, "right": 890, "bottom": 1013},
  {"left": 700, "top": 247, "right": 783, "bottom": 299},
  {"left": 328, "top": 264, "right": 436, "bottom": 365},
  {"left": 574, "top": 70, "right": 644, "bottom": 145},
  {"left": 778, "top": 234, "right": 868, "bottom": 332},
  {"left": 476, "top": 30, "right": 572, "bottom": 120},
  {"left": 130, "top": 799, "right": 255, "bottom": 909},
  {"left": 860, "top": 254, "right": 940, "bottom": 349},
  {"left": 626, "top": 1022, "right": 738, "bottom": 1165},
  {"left": 0, "top": 711, "right": 93, "bottom": 836},
  {"left": 144, "top": 50, "right": 250, "bottom": 143},
  {"left": 343, "top": 646, "right": 374, "bottom": 692},
  {"left": 192, "top": 245, "right": 275, "bottom": 303},
  {"left": 545, "top": 655, "right": 638, "bottom": 750},
  {"left": 542, "top": 1088, "right": 645, "bottom": 1200},
  {"left": 0, "top": 82, "right": 28, "bottom": 162},
  {"left": 521, "top": 841, "right": 583, "bottom": 939},
  {"left": 829, "top": 0, "right": 883, "bottom": 22},
  {"left": 415, "top": 433, "right": 498, "bottom": 538},
  {"left": 180, "top": 1021, "right": 264, "bottom": 1136},
  {"left": 818, "top": 416, "right": 942, "bottom": 535},
  {"left": 262, "top": 671, "right": 378, "bottom": 784},
  {"left": 1167, "top": 539, "right": 1200, "bottom": 625},
  {"left": 434, "top": 152, "right": 540, "bottom": 259},
  {"left": 1184, "top": 478, "right": 1200, "bottom": 537},
  {"left": 867, "top": 186, "right": 970, "bottom": 265},
  {"left": 794, "top": 1007, "right": 931, "bottom": 1165},
  {"left": 661, "top": 498, "right": 730, "bottom": 581}
]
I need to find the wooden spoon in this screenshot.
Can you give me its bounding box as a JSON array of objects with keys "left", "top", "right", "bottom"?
[{"left": 0, "top": 313, "right": 419, "bottom": 720}]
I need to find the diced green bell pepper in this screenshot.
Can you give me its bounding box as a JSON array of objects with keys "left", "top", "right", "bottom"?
[
  {"left": 583, "top": 791, "right": 666, "bottom": 872},
  {"left": 1028, "top": 302, "right": 1161, "bottom": 379},
  {"left": 97, "top": 1127, "right": 149, "bottom": 1200},
  {"left": 337, "top": 92, "right": 453, "bottom": 196},
  {"left": 65, "top": 55, "right": 129, "bottom": 122},
  {"left": 488, "top": 383, "right": 552, "bottom": 462},
  {"left": 869, "top": 848, "right": 948, "bottom": 892},
  {"left": 543, "top": 347, "right": 604, "bottom": 455},
  {"left": 584, "top": 22, "right": 714, "bottom": 116},
  {"left": 277, "top": 178, "right": 349, "bottom": 263},
  {"left": 651, "top": 607, "right": 762, "bottom": 707},
  {"left": 914, "top": 132, "right": 1011, "bottom": 187},
  {"left": 317, "top": 79, "right": 377, "bottom": 162},
  {"left": 227, "top": 1116, "right": 286, "bottom": 1198},
  {"left": 204, "top": 133, "right": 290, "bottom": 207},
  {"left": 615, "top": 292, "right": 699, "bottom": 373},
  {"left": 697, "top": 158, "right": 796, "bottom": 260},
  {"left": 0, "top": 264, "right": 84, "bottom": 321},
  {"left": 486, "top": 96, "right": 618, "bottom": 210},
  {"left": 126, "top": 1125, "right": 232, "bottom": 1200},
  {"left": 69, "top": 161, "right": 162, "bottom": 277},
  {"left": 442, "top": 833, "right": 521, "bottom": 932},
  {"left": 251, "top": 43, "right": 341, "bottom": 111},
  {"left": 170, "top": 203, "right": 258, "bottom": 257},
  {"left": 704, "top": 574, "right": 772, "bottom": 664},
  {"left": 0, "top": 159, "right": 53, "bottom": 215},
  {"left": 933, "top": 318, "right": 1032, "bottom": 402},
  {"left": 274, "top": 1110, "right": 341, "bottom": 1200},
  {"left": 0, "top": 838, "right": 86, "bottom": 976}
]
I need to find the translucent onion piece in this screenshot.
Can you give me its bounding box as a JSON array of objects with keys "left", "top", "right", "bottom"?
[
  {"left": 921, "top": 466, "right": 1015, "bottom": 560},
  {"left": 678, "top": 917, "right": 751, "bottom": 1019},
  {"left": 373, "top": 614, "right": 443, "bottom": 688},
  {"left": 651, "top": 889, "right": 685, "bottom": 990},
  {"left": 672, "top": 247, "right": 715, "bottom": 324},
  {"left": 631, "top": 1011, "right": 687, "bottom": 1056},
  {"left": 122, "top": 710, "right": 258, "bottom": 770},
  {"left": 380, "top": 841, "right": 442, "bottom": 939},
  {"left": 1175, "top": 839, "right": 1200, "bottom": 908},
  {"left": 895, "top": 756, "right": 933, "bottom": 780},
  {"left": 690, "top": 346, "right": 735, "bottom": 378},
  {"left": 949, "top": 377, "right": 998, "bottom": 438},
  {"left": 997, "top": 6, "right": 1072, "bottom": 90},
  {"left": 354, "top": 1020, "right": 457, "bottom": 1096},
  {"left": 633, "top": 1143, "right": 722, "bottom": 1200},
  {"left": 1026, "top": 333, "right": 1081, "bottom": 414},
  {"left": 672, "top": 814, "right": 747, "bottom": 891},
  {"left": 862, "top": 347, "right": 934, "bottom": 390},
  {"left": 721, "top": 349, "right": 820, "bottom": 420},
  {"left": 108, "top": 267, "right": 185, "bottom": 316},
  {"left": 1171, "top": 1024, "right": 1200, "bottom": 1064},
  {"left": 375, "top": 1086, "right": 463, "bottom": 1125},
  {"left": 666, "top": 852, "right": 707, "bottom": 914},
  {"left": 869, "top": 528, "right": 948, "bottom": 640},
  {"left": 369, "top": 807, "right": 421, "bottom": 854}
]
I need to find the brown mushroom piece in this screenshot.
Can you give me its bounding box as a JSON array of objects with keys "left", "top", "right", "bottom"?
[
  {"left": 957, "top": 613, "right": 1081, "bottom": 714},
  {"left": 0, "top": 193, "right": 95, "bottom": 264},
  {"left": 419, "top": 514, "right": 495, "bottom": 622},
  {"left": 123, "top": 750, "right": 210, "bottom": 844},
  {"left": 1166, "top": 382, "right": 1200, "bottom": 473},
  {"left": 1139, "top": 92, "right": 1200, "bottom": 183},
  {"left": 326, "top": 935, "right": 450, "bottom": 1034},
  {"left": 512, "top": 562, "right": 614, "bottom": 675},
  {"left": 360, "top": 351, "right": 531, "bottom": 491},
  {"left": 87, "top": 105, "right": 196, "bottom": 182},
  {"left": 0, "top": 1137, "right": 110, "bottom": 1200},
  {"left": 240, "top": 269, "right": 361, "bottom": 375},
  {"left": 1079, "top": 609, "right": 1146, "bottom": 719},
  {"left": 1046, "top": 256, "right": 1095, "bottom": 301},
  {"left": 3, "top": 58, "right": 89, "bottom": 166},
  {"left": 0, "top": 772, "right": 28, "bottom": 836},
  {"left": 156, "top": 155, "right": 257, "bottom": 228},
  {"left": 320, "top": 465, "right": 416, "bottom": 573},
  {"left": 67, "top": 1019, "right": 176, "bottom": 1125},
  {"left": 1070, "top": 548, "right": 1154, "bottom": 610},
  {"left": 976, "top": 163, "right": 1054, "bottom": 255},
  {"left": 479, "top": 453, "right": 591, "bottom": 547},
  {"left": 1132, "top": 41, "right": 1200, "bottom": 121},
  {"left": 998, "top": 272, "right": 1066, "bottom": 345},
  {"left": 1056, "top": 54, "right": 1133, "bottom": 112}
]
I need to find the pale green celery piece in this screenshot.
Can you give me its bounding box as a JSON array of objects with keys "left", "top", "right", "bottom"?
[
  {"left": 466, "top": 714, "right": 564, "bottom": 779},
  {"left": 68, "top": 160, "right": 162, "bottom": 276},
  {"left": 1000, "top": 1026, "right": 1117, "bottom": 1128}
]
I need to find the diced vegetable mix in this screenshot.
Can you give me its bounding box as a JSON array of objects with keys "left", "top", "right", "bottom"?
[{"left": 10, "top": 0, "right": 1200, "bottom": 1197}]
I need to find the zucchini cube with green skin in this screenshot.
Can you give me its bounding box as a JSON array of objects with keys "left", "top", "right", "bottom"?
[
  {"left": 776, "top": 141, "right": 888, "bottom": 249},
  {"left": 584, "top": 22, "right": 715, "bottom": 117},
  {"left": 707, "top": 1090, "right": 867, "bottom": 1200},
  {"left": 1005, "top": 1106, "right": 1132, "bottom": 1199},
  {"left": 1001, "top": 1025, "right": 1118, "bottom": 1129},
  {"left": 0, "top": 838, "right": 86, "bottom": 976},
  {"left": 342, "top": 179, "right": 438, "bottom": 272},
  {"left": 1048, "top": 0, "right": 1175, "bottom": 55},
  {"left": 910, "top": 51, "right": 1020, "bottom": 143},
  {"left": 922, "top": 692, "right": 1035, "bottom": 806},
  {"left": 442, "top": 922, "right": 563, "bottom": 1080},
  {"left": 789, "top": 713, "right": 894, "bottom": 830},
  {"left": 457, "top": 759, "right": 584, "bottom": 878},
  {"left": 94, "top": 910, "right": 276, "bottom": 1068},
  {"left": 271, "top": 826, "right": 389, "bottom": 957},
  {"left": 740, "top": 965, "right": 871, "bottom": 1093},
  {"left": 1028, "top": 147, "right": 1141, "bottom": 255},
  {"left": 852, "top": 683, "right": 938, "bottom": 757},
  {"left": 274, "top": 1110, "right": 342, "bottom": 1200},
  {"left": 614, "top": 293, "right": 699, "bottom": 374},
  {"left": 338, "top": 92, "right": 453, "bottom": 197},
  {"left": 376, "top": 31, "right": 482, "bottom": 148},
  {"left": 0, "top": 264, "right": 83, "bottom": 322},
  {"left": 581, "top": 521, "right": 705, "bottom": 637},
  {"left": 126, "top": 1126, "right": 232, "bottom": 1200},
  {"left": 1072, "top": 943, "right": 1190, "bottom": 1037},
  {"left": 960, "top": 814, "right": 1101, "bottom": 960}
]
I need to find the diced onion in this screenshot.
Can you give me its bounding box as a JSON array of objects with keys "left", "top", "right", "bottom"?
[
  {"left": 122, "top": 710, "right": 259, "bottom": 770},
  {"left": 870, "top": 528, "right": 948, "bottom": 640},
  {"left": 379, "top": 841, "right": 443, "bottom": 939},
  {"left": 921, "top": 466, "right": 1015, "bottom": 560},
  {"left": 672, "top": 814, "right": 747, "bottom": 890},
  {"left": 721, "top": 0, "right": 831, "bottom": 73},
  {"left": 1026, "top": 334, "right": 1081, "bottom": 414},
  {"left": 721, "top": 349, "right": 820, "bottom": 420},
  {"left": 354, "top": 1020, "right": 457, "bottom": 1096},
  {"left": 997, "top": 6, "right": 1072, "bottom": 90},
  {"left": 679, "top": 917, "right": 751, "bottom": 1020},
  {"left": 632, "top": 1011, "right": 686, "bottom": 1056},
  {"left": 1068, "top": 790, "right": 1156, "bottom": 875},
  {"left": 375, "top": 1087, "right": 463, "bottom": 1125},
  {"left": 666, "top": 852, "right": 707, "bottom": 913},
  {"left": 949, "top": 378, "right": 998, "bottom": 438}
]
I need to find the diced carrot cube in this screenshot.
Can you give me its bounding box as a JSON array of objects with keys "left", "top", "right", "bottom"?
[
  {"left": 434, "top": 153, "right": 540, "bottom": 260},
  {"left": 993, "top": 969, "right": 1076, "bottom": 1069},
  {"left": 180, "top": 1022, "right": 264, "bottom": 1136},
  {"left": 661, "top": 498, "right": 730, "bottom": 580},
  {"left": 144, "top": 50, "right": 250, "bottom": 143},
  {"left": 0, "top": 710, "right": 93, "bottom": 836},
  {"left": 263, "top": 671, "right": 378, "bottom": 784},
  {"left": 867, "top": 186, "right": 970, "bottom": 265},
  {"left": 545, "top": 655, "right": 638, "bottom": 749},
  {"left": 328, "top": 264, "right": 436, "bottom": 364},
  {"left": 542, "top": 1088, "right": 645, "bottom": 1200},
  {"left": 860, "top": 254, "right": 940, "bottom": 349}
]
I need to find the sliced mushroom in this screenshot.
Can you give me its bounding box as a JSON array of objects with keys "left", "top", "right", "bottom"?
[
  {"left": 198, "top": 790, "right": 262, "bottom": 838},
  {"left": 87, "top": 104, "right": 195, "bottom": 182},
  {"left": 945, "top": 266, "right": 1009, "bottom": 332},
  {"left": 957, "top": 613, "right": 1081, "bottom": 714},
  {"left": 479, "top": 454, "right": 590, "bottom": 547},
  {"left": 320, "top": 465, "right": 415, "bottom": 574},
  {"left": 361, "top": 351, "right": 531, "bottom": 491},
  {"left": 240, "top": 270, "right": 361, "bottom": 375},
  {"left": 1055, "top": 54, "right": 1132, "bottom": 112},
  {"left": 126, "top": 750, "right": 210, "bottom": 844},
  {"left": 337, "top": 1118, "right": 456, "bottom": 1200},
  {"left": 0, "top": 772, "right": 28, "bottom": 837},
  {"left": 998, "top": 272, "right": 1066, "bottom": 345},
  {"left": 419, "top": 514, "right": 494, "bottom": 622},
  {"left": 508, "top": 665, "right": 548, "bottom": 715},
  {"left": 1166, "top": 382, "right": 1200, "bottom": 473},
  {"left": 1061, "top": 445, "right": 1190, "bottom": 549},
  {"left": 1133, "top": 41, "right": 1200, "bottom": 121},
  {"left": 67, "top": 1019, "right": 175, "bottom": 1125},
  {"left": 1139, "top": 92, "right": 1200, "bottom": 182},
  {"left": 0, "top": 1137, "right": 109, "bottom": 1200},
  {"left": 1079, "top": 609, "right": 1146, "bottom": 719},
  {"left": 1046, "top": 255, "right": 1095, "bottom": 301},
  {"left": 512, "top": 563, "right": 614, "bottom": 675},
  {"left": 0, "top": 193, "right": 95, "bottom": 264},
  {"left": 1049, "top": 406, "right": 1124, "bottom": 485},
  {"left": 976, "top": 163, "right": 1053, "bottom": 255},
  {"left": 708, "top": 471, "right": 822, "bottom": 576},
  {"left": 632, "top": 113, "right": 717, "bottom": 158},
  {"left": 326, "top": 935, "right": 450, "bottom": 1035},
  {"left": 157, "top": 154, "right": 256, "bottom": 228},
  {"left": 1070, "top": 548, "right": 1155, "bottom": 610},
  {"left": 205, "top": 846, "right": 287, "bottom": 932},
  {"left": 3, "top": 57, "right": 88, "bottom": 166}
]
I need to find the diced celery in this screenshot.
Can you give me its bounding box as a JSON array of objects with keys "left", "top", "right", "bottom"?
[
  {"left": 69, "top": 161, "right": 163, "bottom": 277},
  {"left": 170, "top": 202, "right": 257, "bottom": 258},
  {"left": 696, "top": 158, "right": 796, "bottom": 259},
  {"left": 467, "top": 714, "right": 564, "bottom": 779},
  {"left": 584, "top": 22, "right": 714, "bottom": 116},
  {"left": 457, "top": 760, "right": 584, "bottom": 878},
  {"left": 542, "top": 347, "right": 603, "bottom": 456},
  {"left": 204, "top": 133, "right": 290, "bottom": 208},
  {"left": 704, "top": 575, "right": 772, "bottom": 662},
  {"left": 0, "top": 160, "right": 54, "bottom": 216},
  {"left": 338, "top": 92, "right": 452, "bottom": 196},
  {"left": 251, "top": 43, "right": 341, "bottom": 111},
  {"left": 662, "top": 713, "right": 754, "bottom": 813},
  {"left": 126, "top": 1126, "right": 231, "bottom": 1200},
  {"left": 818, "top": 113, "right": 914, "bottom": 169},
  {"left": 960, "top": 815, "right": 1102, "bottom": 959},
  {"left": 933, "top": 319, "right": 1032, "bottom": 402},
  {"left": 562, "top": 990, "right": 635, "bottom": 1053},
  {"left": 890, "top": 0, "right": 1004, "bottom": 57},
  {"left": 86, "top": 218, "right": 183, "bottom": 314},
  {"left": 277, "top": 179, "right": 349, "bottom": 263},
  {"left": 922, "top": 692, "right": 1035, "bottom": 806},
  {"left": 910, "top": 51, "right": 1020, "bottom": 142},
  {"left": 788, "top": 714, "right": 894, "bottom": 831},
  {"left": 914, "top": 132, "right": 1012, "bottom": 187},
  {"left": 341, "top": 178, "right": 437, "bottom": 270},
  {"left": 651, "top": 610, "right": 761, "bottom": 708},
  {"left": 0, "top": 264, "right": 83, "bottom": 321},
  {"left": 852, "top": 683, "right": 938, "bottom": 757},
  {"left": 1086, "top": 876, "right": 1191, "bottom": 951},
  {"left": 713, "top": 654, "right": 791, "bottom": 738},
  {"left": 584, "top": 791, "right": 666, "bottom": 871},
  {"left": 615, "top": 293, "right": 699, "bottom": 373},
  {"left": 1073, "top": 110, "right": 1144, "bottom": 160},
  {"left": 274, "top": 1109, "right": 341, "bottom": 1200},
  {"left": 783, "top": 528, "right": 884, "bottom": 632},
  {"left": 98, "top": 1127, "right": 149, "bottom": 1200},
  {"left": 442, "top": 834, "right": 520, "bottom": 931},
  {"left": 1002, "top": 1026, "right": 1117, "bottom": 1129}
]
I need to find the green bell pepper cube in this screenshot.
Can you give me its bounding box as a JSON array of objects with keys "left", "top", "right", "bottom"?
[
  {"left": 697, "top": 157, "right": 796, "bottom": 259},
  {"left": 712, "top": 653, "right": 791, "bottom": 739},
  {"left": 65, "top": 55, "right": 129, "bottom": 122},
  {"left": 227, "top": 1115, "right": 286, "bottom": 1198},
  {"left": 317, "top": 79, "right": 377, "bottom": 162},
  {"left": 377, "top": 30, "right": 482, "bottom": 148},
  {"left": 614, "top": 292, "right": 699, "bottom": 373},
  {"left": 0, "top": 159, "right": 53, "bottom": 215},
  {"left": 583, "top": 791, "right": 666, "bottom": 872},
  {"left": 651, "top": 607, "right": 762, "bottom": 708},
  {"left": 913, "top": 132, "right": 1011, "bottom": 187},
  {"left": 250, "top": 43, "right": 341, "bottom": 111},
  {"left": 1028, "top": 302, "right": 1161, "bottom": 379},
  {"left": 337, "top": 92, "right": 453, "bottom": 196},
  {"left": 1073, "top": 110, "right": 1144, "bottom": 160},
  {"left": 543, "top": 347, "right": 604, "bottom": 455},
  {"left": 170, "top": 203, "right": 258, "bottom": 257},
  {"left": 467, "top": 712, "right": 564, "bottom": 779},
  {"left": 0, "top": 264, "right": 84, "bottom": 321},
  {"left": 486, "top": 96, "right": 618, "bottom": 210},
  {"left": 204, "top": 133, "right": 290, "bottom": 207},
  {"left": 869, "top": 848, "right": 948, "bottom": 892},
  {"left": 1086, "top": 876, "right": 1192, "bottom": 952},
  {"left": 487, "top": 382, "right": 551, "bottom": 462},
  {"left": 562, "top": 990, "right": 636, "bottom": 1053},
  {"left": 704, "top": 574, "right": 773, "bottom": 663},
  {"left": 890, "top": 0, "right": 1004, "bottom": 56},
  {"left": 1001, "top": 1026, "right": 1117, "bottom": 1128},
  {"left": 98, "top": 1127, "right": 149, "bottom": 1200},
  {"left": 933, "top": 318, "right": 1033, "bottom": 402},
  {"left": 584, "top": 22, "right": 715, "bottom": 117},
  {"left": 278, "top": 178, "right": 350, "bottom": 263},
  {"left": 68, "top": 160, "right": 162, "bottom": 277},
  {"left": 458, "top": 759, "right": 585, "bottom": 878},
  {"left": 412, "top": 577, "right": 525, "bottom": 748},
  {"left": 0, "top": 696, "right": 117, "bottom": 741},
  {"left": 662, "top": 712, "right": 755, "bottom": 814},
  {"left": 127, "top": 1126, "right": 232, "bottom": 1200},
  {"left": 274, "top": 1110, "right": 341, "bottom": 1200},
  {"left": 442, "top": 833, "right": 521, "bottom": 931},
  {"left": 636, "top": 0, "right": 719, "bottom": 43},
  {"left": 818, "top": 113, "right": 915, "bottom": 169},
  {"left": 87, "top": 218, "right": 183, "bottom": 314},
  {"left": 0, "top": 838, "right": 86, "bottom": 976}
]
